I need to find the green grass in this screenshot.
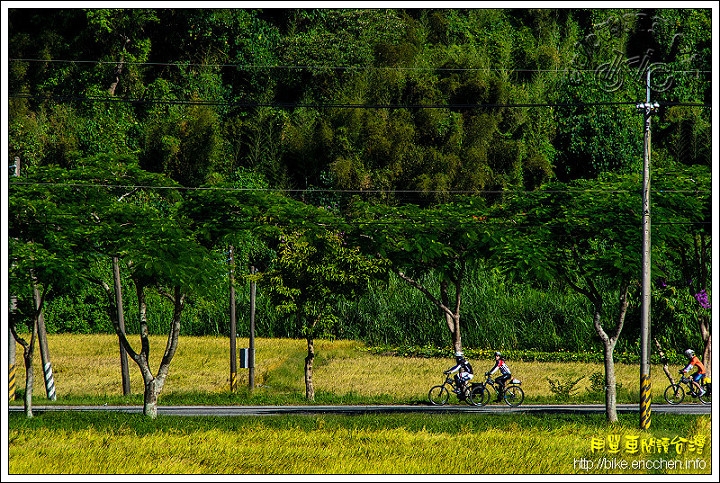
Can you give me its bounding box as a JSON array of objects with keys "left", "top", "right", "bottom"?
[{"left": 9, "top": 411, "right": 711, "bottom": 475}]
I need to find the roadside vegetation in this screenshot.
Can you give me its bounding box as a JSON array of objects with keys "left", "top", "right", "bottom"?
[
  {"left": 9, "top": 411, "right": 711, "bottom": 475},
  {"left": 8, "top": 334, "right": 698, "bottom": 406},
  {"left": 8, "top": 336, "right": 712, "bottom": 475}
]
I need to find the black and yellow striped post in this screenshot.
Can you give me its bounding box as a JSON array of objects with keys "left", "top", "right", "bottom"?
[
  {"left": 640, "top": 373, "right": 652, "bottom": 430},
  {"left": 9, "top": 331, "right": 16, "bottom": 401}
]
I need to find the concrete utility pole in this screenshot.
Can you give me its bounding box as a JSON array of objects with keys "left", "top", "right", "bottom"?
[
  {"left": 32, "top": 277, "right": 56, "bottom": 401},
  {"left": 113, "top": 256, "right": 131, "bottom": 395},
  {"left": 249, "top": 266, "right": 256, "bottom": 390},
  {"left": 229, "top": 246, "right": 237, "bottom": 392},
  {"left": 9, "top": 303, "right": 17, "bottom": 401},
  {"left": 9, "top": 157, "right": 20, "bottom": 401},
  {"left": 636, "top": 70, "right": 659, "bottom": 430}
]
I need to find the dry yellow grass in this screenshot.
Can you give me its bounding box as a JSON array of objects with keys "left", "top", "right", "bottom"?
[{"left": 11, "top": 333, "right": 681, "bottom": 402}]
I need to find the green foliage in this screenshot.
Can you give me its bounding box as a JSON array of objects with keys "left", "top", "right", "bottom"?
[
  {"left": 547, "top": 375, "right": 585, "bottom": 400},
  {"left": 7, "top": 9, "right": 710, "bottom": 359},
  {"left": 362, "top": 345, "right": 681, "bottom": 365},
  {"left": 263, "top": 224, "right": 389, "bottom": 341},
  {"left": 586, "top": 371, "right": 623, "bottom": 395}
]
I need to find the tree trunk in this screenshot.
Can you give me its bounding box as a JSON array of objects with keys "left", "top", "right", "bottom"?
[
  {"left": 11, "top": 319, "right": 37, "bottom": 418},
  {"left": 305, "top": 336, "right": 315, "bottom": 401},
  {"left": 108, "top": 36, "right": 129, "bottom": 96},
  {"left": 699, "top": 316, "right": 711, "bottom": 377},
  {"left": 22, "top": 345, "right": 34, "bottom": 418},
  {"left": 143, "top": 379, "right": 159, "bottom": 419},
  {"left": 601, "top": 335, "right": 618, "bottom": 423},
  {"left": 592, "top": 285, "right": 629, "bottom": 424},
  {"left": 654, "top": 339, "right": 676, "bottom": 385},
  {"left": 12, "top": 277, "right": 48, "bottom": 418},
  {"left": 397, "top": 270, "right": 464, "bottom": 353},
  {"left": 130, "top": 283, "right": 183, "bottom": 419},
  {"left": 440, "top": 280, "right": 462, "bottom": 353}
]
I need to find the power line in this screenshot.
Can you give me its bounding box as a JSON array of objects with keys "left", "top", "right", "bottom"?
[
  {"left": 10, "top": 216, "right": 711, "bottom": 230},
  {"left": 7, "top": 93, "right": 711, "bottom": 109},
  {"left": 8, "top": 181, "right": 711, "bottom": 195},
  {"left": 8, "top": 58, "right": 713, "bottom": 75}
]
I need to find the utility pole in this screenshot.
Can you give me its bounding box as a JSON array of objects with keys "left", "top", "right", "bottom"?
[
  {"left": 249, "top": 266, "right": 256, "bottom": 390},
  {"left": 113, "top": 256, "right": 131, "bottom": 395},
  {"left": 636, "top": 70, "right": 659, "bottom": 430},
  {"left": 32, "top": 275, "right": 56, "bottom": 401},
  {"left": 9, "top": 298, "right": 17, "bottom": 401},
  {"left": 229, "top": 245, "right": 237, "bottom": 392},
  {"left": 9, "top": 157, "right": 20, "bottom": 401}
]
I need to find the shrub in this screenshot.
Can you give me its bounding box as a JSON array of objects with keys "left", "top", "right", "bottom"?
[{"left": 547, "top": 375, "right": 585, "bottom": 400}]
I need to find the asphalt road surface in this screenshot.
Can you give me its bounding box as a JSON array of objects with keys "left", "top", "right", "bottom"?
[{"left": 8, "top": 403, "right": 711, "bottom": 417}]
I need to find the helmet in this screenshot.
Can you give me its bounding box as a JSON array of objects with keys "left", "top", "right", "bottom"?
[
  {"left": 684, "top": 349, "right": 695, "bottom": 358},
  {"left": 494, "top": 351, "right": 503, "bottom": 358}
]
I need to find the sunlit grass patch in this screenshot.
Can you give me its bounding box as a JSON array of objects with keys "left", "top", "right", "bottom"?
[
  {"left": 10, "top": 334, "right": 700, "bottom": 405},
  {"left": 10, "top": 413, "right": 711, "bottom": 475}
]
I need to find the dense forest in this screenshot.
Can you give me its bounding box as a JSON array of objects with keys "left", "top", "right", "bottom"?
[{"left": 7, "top": 8, "right": 712, "bottom": 357}]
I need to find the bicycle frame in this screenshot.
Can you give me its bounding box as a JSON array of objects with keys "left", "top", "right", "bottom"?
[
  {"left": 664, "top": 373, "right": 711, "bottom": 405},
  {"left": 428, "top": 374, "right": 475, "bottom": 405},
  {"left": 481, "top": 376, "right": 503, "bottom": 397},
  {"left": 469, "top": 375, "right": 525, "bottom": 407}
]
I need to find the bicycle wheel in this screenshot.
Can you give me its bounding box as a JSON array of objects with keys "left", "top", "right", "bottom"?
[
  {"left": 469, "top": 385, "right": 490, "bottom": 406},
  {"left": 428, "top": 385, "right": 449, "bottom": 405},
  {"left": 503, "top": 385, "right": 525, "bottom": 407},
  {"left": 663, "top": 384, "right": 685, "bottom": 404},
  {"left": 698, "top": 383, "right": 711, "bottom": 405}
]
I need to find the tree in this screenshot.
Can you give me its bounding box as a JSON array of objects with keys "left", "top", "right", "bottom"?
[
  {"left": 9, "top": 155, "right": 212, "bottom": 418},
  {"left": 9, "top": 164, "right": 95, "bottom": 416},
  {"left": 348, "top": 196, "right": 492, "bottom": 354},
  {"left": 265, "top": 227, "right": 387, "bottom": 400},
  {"left": 491, "top": 168, "right": 709, "bottom": 422},
  {"left": 651, "top": 164, "right": 711, "bottom": 374},
  {"left": 84, "top": 158, "right": 213, "bottom": 418},
  {"left": 181, "top": 184, "right": 387, "bottom": 400}
]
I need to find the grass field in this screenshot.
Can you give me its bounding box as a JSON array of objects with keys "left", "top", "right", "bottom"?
[
  {"left": 7, "top": 333, "right": 697, "bottom": 404},
  {"left": 7, "top": 334, "right": 714, "bottom": 476}
]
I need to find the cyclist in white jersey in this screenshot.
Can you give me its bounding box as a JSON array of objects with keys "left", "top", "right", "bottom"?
[{"left": 486, "top": 351, "right": 512, "bottom": 401}]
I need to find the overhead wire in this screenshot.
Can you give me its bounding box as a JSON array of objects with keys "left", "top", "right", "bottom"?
[
  {"left": 8, "top": 57, "right": 711, "bottom": 108},
  {"left": 7, "top": 181, "right": 712, "bottom": 195},
  {"left": 7, "top": 94, "right": 710, "bottom": 109},
  {"left": 8, "top": 58, "right": 713, "bottom": 74}
]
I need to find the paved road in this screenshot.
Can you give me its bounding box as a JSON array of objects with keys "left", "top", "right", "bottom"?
[{"left": 8, "top": 403, "right": 711, "bottom": 416}]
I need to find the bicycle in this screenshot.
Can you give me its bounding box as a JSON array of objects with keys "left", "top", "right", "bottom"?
[
  {"left": 468, "top": 373, "right": 525, "bottom": 407},
  {"left": 664, "top": 371, "right": 711, "bottom": 405},
  {"left": 428, "top": 374, "right": 479, "bottom": 405}
]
